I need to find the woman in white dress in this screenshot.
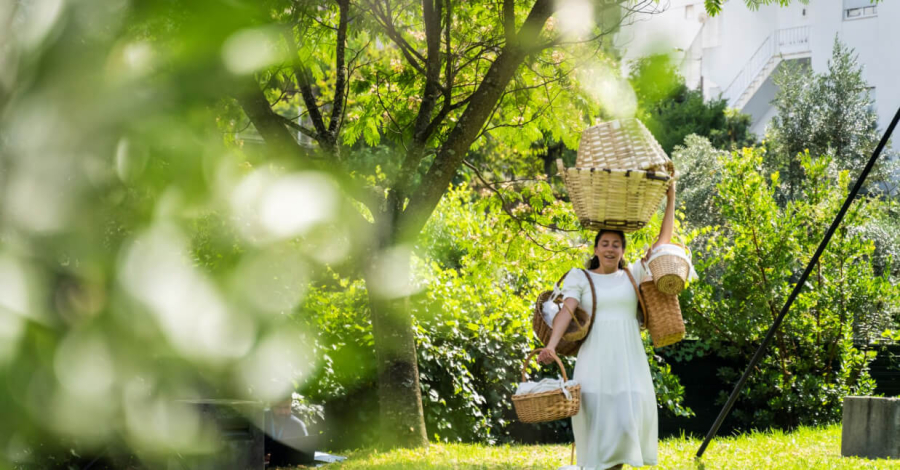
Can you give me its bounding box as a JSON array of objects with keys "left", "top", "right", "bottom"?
[{"left": 538, "top": 182, "right": 676, "bottom": 469}]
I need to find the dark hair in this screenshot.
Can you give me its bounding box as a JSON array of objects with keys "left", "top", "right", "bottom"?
[{"left": 588, "top": 230, "right": 627, "bottom": 270}]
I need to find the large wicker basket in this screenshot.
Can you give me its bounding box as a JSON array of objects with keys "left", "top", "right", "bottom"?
[
  {"left": 640, "top": 277, "right": 685, "bottom": 348},
  {"left": 559, "top": 118, "right": 675, "bottom": 232},
  {"left": 577, "top": 119, "right": 674, "bottom": 174},
  {"left": 557, "top": 162, "right": 672, "bottom": 232},
  {"left": 533, "top": 269, "right": 597, "bottom": 357},
  {"left": 647, "top": 244, "right": 692, "bottom": 295},
  {"left": 512, "top": 349, "right": 581, "bottom": 423}
]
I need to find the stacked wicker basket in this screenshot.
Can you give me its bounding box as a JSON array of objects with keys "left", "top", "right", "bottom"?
[
  {"left": 557, "top": 119, "right": 674, "bottom": 233},
  {"left": 558, "top": 118, "right": 686, "bottom": 348}
]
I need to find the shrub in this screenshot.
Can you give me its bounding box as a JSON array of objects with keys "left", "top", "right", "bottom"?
[{"left": 680, "top": 147, "right": 897, "bottom": 429}]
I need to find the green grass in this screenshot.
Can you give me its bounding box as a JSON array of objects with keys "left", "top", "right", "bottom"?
[{"left": 313, "top": 425, "right": 900, "bottom": 469}]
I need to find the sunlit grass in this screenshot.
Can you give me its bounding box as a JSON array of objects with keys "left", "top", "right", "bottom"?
[{"left": 311, "top": 425, "right": 900, "bottom": 469}]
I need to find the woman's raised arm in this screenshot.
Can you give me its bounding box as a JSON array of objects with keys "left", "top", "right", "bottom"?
[{"left": 652, "top": 181, "right": 677, "bottom": 250}]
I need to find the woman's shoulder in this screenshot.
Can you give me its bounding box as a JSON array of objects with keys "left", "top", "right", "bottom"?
[{"left": 562, "top": 267, "right": 588, "bottom": 283}]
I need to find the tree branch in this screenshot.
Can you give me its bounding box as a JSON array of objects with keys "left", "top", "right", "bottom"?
[
  {"left": 503, "top": 0, "right": 516, "bottom": 47},
  {"left": 328, "top": 0, "right": 350, "bottom": 137},
  {"left": 393, "top": 0, "right": 446, "bottom": 197},
  {"left": 236, "top": 79, "right": 309, "bottom": 162},
  {"left": 397, "top": 0, "right": 555, "bottom": 241},
  {"left": 284, "top": 27, "right": 329, "bottom": 141},
  {"left": 367, "top": 0, "right": 427, "bottom": 75},
  {"left": 277, "top": 114, "right": 318, "bottom": 140}
]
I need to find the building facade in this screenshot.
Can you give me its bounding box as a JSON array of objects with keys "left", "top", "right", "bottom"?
[{"left": 616, "top": 0, "right": 899, "bottom": 136}]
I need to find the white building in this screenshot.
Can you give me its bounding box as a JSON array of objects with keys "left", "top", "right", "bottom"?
[{"left": 616, "top": 0, "right": 900, "bottom": 137}]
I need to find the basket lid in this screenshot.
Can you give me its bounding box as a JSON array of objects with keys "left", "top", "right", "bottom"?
[{"left": 576, "top": 119, "right": 672, "bottom": 172}]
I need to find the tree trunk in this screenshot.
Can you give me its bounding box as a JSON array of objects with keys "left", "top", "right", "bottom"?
[{"left": 364, "top": 244, "right": 428, "bottom": 449}]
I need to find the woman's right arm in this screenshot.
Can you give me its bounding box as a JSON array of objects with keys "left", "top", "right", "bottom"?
[{"left": 538, "top": 297, "right": 579, "bottom": 364}]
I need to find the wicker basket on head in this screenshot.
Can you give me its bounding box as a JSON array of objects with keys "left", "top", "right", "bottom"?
[
  {"left": 647, "top": 244, "right": 693, "bottom": 295},
  {"left": 557, "top": 161, "right": 672, "bottom": 233},
  {"left": 577, "top": 119, "right": 674, "bottom": 174},
  {"left": 559, "top": 118, "right": 675, "bottom": 232},
  {"left": 639, "top": 264, "right": 685, "bottom": 348},
  {"left": 533, "top": 269, "right": 597, "bottom": 357},
  {"left": 512, "top": 349, "right": 581, "bottom": 423}
]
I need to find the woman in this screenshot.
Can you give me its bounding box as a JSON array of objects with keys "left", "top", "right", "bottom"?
[{"left": 538, "top": 182, "right": 676, "bottom": 470}]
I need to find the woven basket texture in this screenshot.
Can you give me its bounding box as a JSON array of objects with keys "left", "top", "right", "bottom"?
[
  {"left": 648, "top": 246, "right": 691, "bottom": 295},
  {"left": 557, "top": 162, "right": 671, "bottom": 233},
  {"left": 640, "top": 281, "right": 685, "bottom": 348},
  {"left": 532, "top": 293, "right": 591, "bottom": 354},
  {"left": 512, "top": 349, "right": 581, "bottom": 423},
  {"left": 576, "top": 119, "right": 674, "bottom": 174},
  {"left": 532, "top": 270, "right": 597, "bottom": 357}
]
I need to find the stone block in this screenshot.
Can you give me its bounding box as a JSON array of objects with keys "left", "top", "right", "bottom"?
[{"left": 842, "top": 396, "right": 900, "bottom": 460}]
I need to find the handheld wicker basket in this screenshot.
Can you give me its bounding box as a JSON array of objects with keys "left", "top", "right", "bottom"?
[
  {"left": 639, "top": 270, "right": 685, "bottom": 348},
  {"left": 512, "top": 349, "right": 581, "bottom": 423},
  {"left": 576, "top": 119, "right": 674, "bottom": 174},
  {"left": 533, "top": 269, "right": 597, "bottom": 357},
  {"left": 647, "top": 244, "right": 693, "bottom": 295},
  {"left": 557, "top": 162, "right": 672, "bottom": 232}
]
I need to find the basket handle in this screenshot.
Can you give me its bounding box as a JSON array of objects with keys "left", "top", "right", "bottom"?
[
  {"left": 624, "top": 266, "right": 648, "bottom": 328},
  {"left": 551, "top": 269, "right": 597, "bottom": 333},
  {"left": 521, "top": 348, "right": 569, "bottom": 383}
]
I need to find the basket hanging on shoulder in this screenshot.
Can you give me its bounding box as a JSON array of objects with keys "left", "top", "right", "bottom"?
[
  {"left": 622, "top": 263, "right": 684, "bottom": 347},
  {"left": 512, "top": 349, "right": 581, "bottom": 423},
  {"left": 532, "top": 269, "right": 597, "bottom": 357},
  {"left": 647, "top": 243, "right": 693, "bottom": 295},
  {"left": 640, "top": 262, "right": 686, "bottom": 348}
]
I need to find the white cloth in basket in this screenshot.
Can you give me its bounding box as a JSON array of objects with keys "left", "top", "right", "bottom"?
[
  {"left": 647, "top": 244, "right": 699, "bottom": 281},
  {"left": 541, "top": 286, "right": 563, "bottom": 327},
  {"left": 515, "top": 377, "right": 579, "bottom": 400}
]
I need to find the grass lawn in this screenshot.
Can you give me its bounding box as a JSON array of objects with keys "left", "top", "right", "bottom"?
[{"left": 313, "top": 424, "right": 900, "bottom": 469}]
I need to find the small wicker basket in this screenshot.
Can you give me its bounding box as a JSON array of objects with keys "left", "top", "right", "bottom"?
[
  {"left": 640, "top": 276, "right": 685, "bottom": 348},
  {"left": 533, "top": 269, "right": 597, "bottom": 357},
  {"left": 647, "top": 244, "right": 692, "bottom": 295},
  {"left": 512, "top": 349, "right": 581, "bottom": 423}
]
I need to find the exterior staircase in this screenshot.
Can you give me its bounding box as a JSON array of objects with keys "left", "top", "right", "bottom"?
[{"left": 723, "top": 26, "right": 812, "bottom": 110}]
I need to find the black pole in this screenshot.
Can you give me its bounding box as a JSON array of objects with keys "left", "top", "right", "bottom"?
[{"left": 696, "top": 105, "right": 900, "bottom": 459}]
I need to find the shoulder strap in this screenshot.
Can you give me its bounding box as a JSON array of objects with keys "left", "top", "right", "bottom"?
[
  {"left": 623, "top": 266, "right": 648, "bottom": 327},
  {"left": 579, "top": 269, "right": 598, "bottom": 337}
]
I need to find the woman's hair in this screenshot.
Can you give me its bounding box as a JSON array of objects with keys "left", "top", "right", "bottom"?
[{"left": 587, "top": 229, "right": 627, "bottom": 270}]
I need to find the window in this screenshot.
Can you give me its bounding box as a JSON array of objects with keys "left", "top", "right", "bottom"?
[
  {"left": 845, "top": 6, "right": 877, "bottom": 19},
  {"left": 843, "top": 0, "right": 877, "bottom": 20}
]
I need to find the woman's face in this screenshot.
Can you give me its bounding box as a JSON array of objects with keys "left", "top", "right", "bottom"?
[{"left": 594, "top": 232, "right": 624, "bottom": 271}]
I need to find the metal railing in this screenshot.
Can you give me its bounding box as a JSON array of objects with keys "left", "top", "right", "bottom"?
[{"left": 722, "top": 25, "right": 811, "bottom": 107}]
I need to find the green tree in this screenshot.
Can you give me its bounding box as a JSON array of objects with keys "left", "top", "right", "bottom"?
[
  {"left": 768, "top": 37, "right": 891, "bottom": 200},
  {"left": 212, "top": 0, "right": 645, "bottom": 447},
  {"left": 630, "top": 54, "right": 755, "bottom": 154}
]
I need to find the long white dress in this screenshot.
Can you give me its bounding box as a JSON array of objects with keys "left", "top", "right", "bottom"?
[{"left": 560, "top": 262, "right": 658, "bottom": 469}]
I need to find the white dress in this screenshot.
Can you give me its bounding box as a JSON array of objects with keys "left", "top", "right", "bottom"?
[{"left": 560, "top": 262, "right": 658, "bottom": 469}]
